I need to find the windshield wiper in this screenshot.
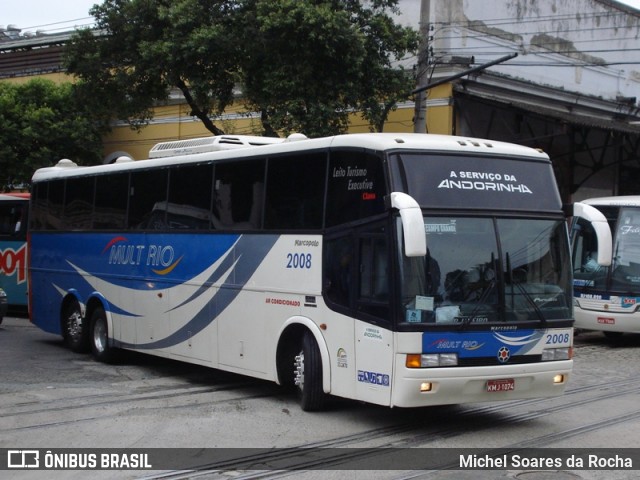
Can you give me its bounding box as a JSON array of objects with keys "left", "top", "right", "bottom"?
[
  {"left": 506, "top": 253, "right": 547, "bottom": 325},
  {"left": 459, "top": 253, "right": 498, "bottom": 329}
]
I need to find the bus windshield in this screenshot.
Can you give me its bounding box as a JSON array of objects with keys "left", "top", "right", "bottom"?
[
  {"left": 611, "top": 207, "right": 640, "bottom": 291},
  {"left": 574, "top": 205, "right": 640, "bottom": 293},
  {"left": 400, "top": 216, "right": 571, "bottom": 328}
]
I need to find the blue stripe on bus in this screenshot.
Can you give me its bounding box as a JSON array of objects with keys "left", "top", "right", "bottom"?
[
  {"left": 422, "top": 329, "right": 544, "bottom": 358},
  {"left": 115, "top": 235, "right": 278, "bottom": 349},
  {"left": 30, "top": 233, "right": 279, "bottom": 339}
]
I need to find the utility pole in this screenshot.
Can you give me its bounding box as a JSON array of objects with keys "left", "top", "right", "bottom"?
[{"left": 413, "top": 0, "right": 430, "bottom": 133}]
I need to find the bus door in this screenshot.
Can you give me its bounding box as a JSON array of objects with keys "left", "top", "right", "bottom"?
[{"left": 353, "top": 224, "right": 394, "bottom": 406}]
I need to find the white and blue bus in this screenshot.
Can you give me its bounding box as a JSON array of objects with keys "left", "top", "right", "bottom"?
[
  {"left": 572, "top": 195, "right": 640, "bottom": 337},
  {"left": 28, "top": 133, "right": 611, "bottom": 410}
]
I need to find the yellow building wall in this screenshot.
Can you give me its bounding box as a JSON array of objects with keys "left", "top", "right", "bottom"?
[
  {"left": 102, "top": 102, "right": 267, "bottom": 161},
  {"left": 103, "top": 100, "right": 425, "bottom": 161},
  {"left": 425, "top": 83, "right": 454, "bottom": 135},
  {"left": 2, "top": 69, "right": 456, "bottom": 161}
]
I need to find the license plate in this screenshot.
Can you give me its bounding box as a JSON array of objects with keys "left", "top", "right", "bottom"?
[
  {"left": 597, "top": 317, "right": 615, "bottom": 325},
  {"left": 486, "top": 378, "right": 515, "bottom": 392}
]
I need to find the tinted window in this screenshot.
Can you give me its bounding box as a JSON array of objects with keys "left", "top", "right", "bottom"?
[
  {"left": 94, "top": 173, "right": 129, "bottom": 230},
  {"left": 213, "top": 159, "right": 265, "bottom": 230},
  {"left": 167, "top": 163, "right": 214, "bottom": 230},
  {"left": 326, "top": 150, "right": 386, "bottom": 227},
  {"left": 0, "top": 200, "right": 27, "bottom": 238},
  {"left": 358, "top": 233, "right": 390, "bottom": 320},
  {"left": 129, "top": 169, "right": 169, "bottom": 229},
  {"left": 324, "top": 234, "right": 354, "bottom": 310},
  {"left": 265, "top": 153, "right": 326, "bottom": 229},
  {"left": 31, "top": 184, "right": 49, "bottom": 231},
  {"left": 45, "top": 180, "right": 65, "bottom": 230},
  {"left": 64, "top": 176, "right": 95, "bottom": 230}
]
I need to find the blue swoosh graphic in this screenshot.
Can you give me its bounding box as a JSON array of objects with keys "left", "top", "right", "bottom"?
[{"left": 121, "top": 235, "right": 279, "bottom": 349}]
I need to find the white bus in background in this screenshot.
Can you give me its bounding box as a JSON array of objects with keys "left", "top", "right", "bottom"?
[
  {"left": 29, "top": 133, "right": 611, "bottom": 411},
  {"left": 572, "top": 196, "right": 640, "bottom": 338}
]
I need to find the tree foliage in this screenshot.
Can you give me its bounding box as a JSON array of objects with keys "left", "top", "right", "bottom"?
[
  {"left": 64, "top": 0, "right": 418, "bottom": 137},
  {"left": 0, "top": 79, "right": 103, "bottom": 189},
  {"left": 239, "top": 0, "right": 419, "bottom": 136}
]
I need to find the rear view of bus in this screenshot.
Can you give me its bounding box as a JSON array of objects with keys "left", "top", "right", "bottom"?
[{"left": 572, "top": 196, "right": 640, "bottom": 337}]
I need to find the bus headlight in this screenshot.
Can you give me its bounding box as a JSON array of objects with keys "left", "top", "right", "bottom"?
[
  {"left": 406, "top": 353, "right": 458, "bottom": 368},
  {"left": 541, "top": 347, "right": 572, "bottom": 361}
]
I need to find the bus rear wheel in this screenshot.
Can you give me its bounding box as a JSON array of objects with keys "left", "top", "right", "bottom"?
[
  {"left": 62, "top": 300, "right": 88, "bottom": 352},
  {"left": 90, "top": 307, "right": 116, "bottom": 363},
  {"left": 294, "top": 331, "right": 326, "bottom": 411}
]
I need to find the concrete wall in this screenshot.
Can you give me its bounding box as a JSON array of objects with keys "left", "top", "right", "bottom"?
[{"left": 413, "top": 0, "right": 640, "bottom": 103}]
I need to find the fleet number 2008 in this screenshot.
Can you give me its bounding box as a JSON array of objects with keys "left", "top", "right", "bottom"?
[
  {"left": 287, "top": 253, "right": 312, "bottom": 269},
  {"left": 545, "top": 333, "right": 570, "bottom": 344}
]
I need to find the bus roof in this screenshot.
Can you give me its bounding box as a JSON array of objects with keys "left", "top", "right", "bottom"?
[
  {"left": 581, "top": 195, "right": 640, "bottom": 207},
  {"left": 31, "top": 133, "right": 549, "bottom": 182}
]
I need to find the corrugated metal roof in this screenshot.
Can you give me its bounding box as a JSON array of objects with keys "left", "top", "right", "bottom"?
[{"left": 455, "top": 86, "right": 640, "bottom": 136}]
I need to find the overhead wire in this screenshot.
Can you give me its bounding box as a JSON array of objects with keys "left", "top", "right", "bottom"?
[{"left": 427, "top": 8, "right": 640, "bottom": 68}]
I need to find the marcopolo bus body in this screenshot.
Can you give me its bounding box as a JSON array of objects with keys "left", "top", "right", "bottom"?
[
  {"left": 0, "top": 193, "right": 29, "bottom": 312},
  {"left": 572, "top": 196, "right": 639, "bottom": 336},
  {"left": 28, "top": 133, "right": 610, "bottom": 410}
]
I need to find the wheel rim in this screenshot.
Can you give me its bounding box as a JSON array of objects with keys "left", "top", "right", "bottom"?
[
  {"left": 294, "top": 350, "right": 305, "bottom": 391},
  {"left": 93, "top": 317, "right": 107, "bottom": 353},
  {"left": 66, "top": 309, "right": 83, "bottom": 341}
]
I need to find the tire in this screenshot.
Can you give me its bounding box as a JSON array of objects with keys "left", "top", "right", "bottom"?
[
  {"left": 294, "top": 331, "right": 327, "bottom": 411},
  {"left": 89, "top": 307, "right": 116, "bottom": 363},
  {"left": 62, "top": 300, "right": 89, "bottom": 352}
]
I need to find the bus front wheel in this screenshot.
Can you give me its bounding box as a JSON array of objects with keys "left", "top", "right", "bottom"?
[
  {"left": 90, "top": 307, "right": 116, "bottom": 363},
  {"left": 62, "top": 300, "right": 88, "bottom": 352},
  {"left": 294, "top": 331, "right": 326, "bottom": 411}
]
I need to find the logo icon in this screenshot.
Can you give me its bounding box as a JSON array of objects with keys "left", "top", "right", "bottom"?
[
  {"left": 8, "top": 450, "right": 39, "bottom": 468},
  {"left": 497, "top": 346, "right": 510, "bottom": 363}
]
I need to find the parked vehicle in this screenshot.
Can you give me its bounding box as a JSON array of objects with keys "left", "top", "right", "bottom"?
[{"left": 0, "top": 287, "right": 7, "bottom": 325}]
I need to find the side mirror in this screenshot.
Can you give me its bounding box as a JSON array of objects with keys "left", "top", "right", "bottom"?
[
  {"left": 573, "top": 202, "right": 612, "bottom": 267},
  {"left": 390, "top": 192, "right": 426, "bottom": 257}
]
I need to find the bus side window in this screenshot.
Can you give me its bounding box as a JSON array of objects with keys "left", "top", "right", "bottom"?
[
  {"left": 167, "top": 163, "right": 214, "bottom": 230},
  {"left": 264, "top": 153, "right": 326, "bottom": 230},
  {"left": 357, "top": 231, "right": 391, "bottom": 322},
  {"left": 94, "top": 173, "right": 129, "bottom": 230},
  {"left": 0, "top": 204, "right": 13, "bottom": 236},
  {"left": 212, "top": 160, "right": 265, "bottom": 230},
  {"left": 326, "top": 150, "right": 386, "bottom": 227},
  {"left": 64, "top": 176, "right": 95, "bottom": 230},
  {"left": 42, "top": 180, "right": 65, "bottom": 231},
  {"left": 129, "top": 169, "right": 169, "bottom": 230},
  {"left": 324, "top": 235, "right": 354, "bottom": 310}
]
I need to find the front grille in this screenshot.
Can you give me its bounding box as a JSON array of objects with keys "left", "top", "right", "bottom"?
[{"left": 457, "top": 355, "right": 543, "bottom": 367}]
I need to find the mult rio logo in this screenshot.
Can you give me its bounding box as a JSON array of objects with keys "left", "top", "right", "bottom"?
[{"left": 102, "top": 237, "right": 183, "bottom": 275}]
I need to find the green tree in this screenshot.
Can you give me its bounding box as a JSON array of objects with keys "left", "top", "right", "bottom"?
[
  {"left": 0, "top": 79, "right": 103, "bottom": 189},
  {"left": 64, "top": 0, "right": 418, "bottom": 138},
  {"left": 239, "top": 0, "right": 418, "bottom": 136},
  {"left": 65, "top": 0, "right": 239, "bottom": 135}
]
